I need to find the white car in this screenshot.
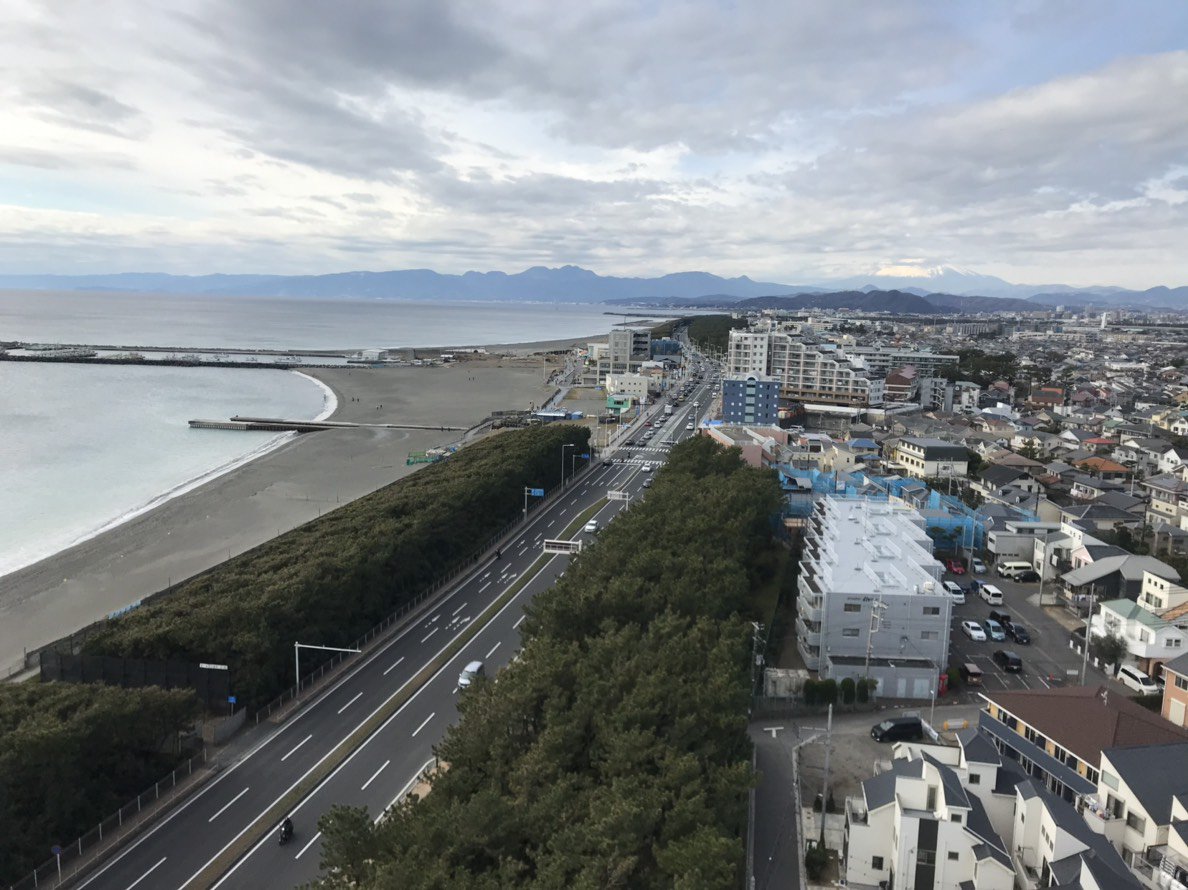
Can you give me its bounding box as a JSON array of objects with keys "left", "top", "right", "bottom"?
[
  {"left": 641, "top": 463, "right": 653, "bottom": 472},
  {"left": 961, "top": 620, "right": 987, "bottom": 642},
  {"left": 685, "top": 423, "right": 694, "bottom": 431},
  {"left": 583, "top": 519, "right": 599, "bottom": 533},
  {"left": 971, "top": 558, "right": 987, "bottom": 574}
]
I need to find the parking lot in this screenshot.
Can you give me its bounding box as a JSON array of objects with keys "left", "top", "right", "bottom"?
[{"left": 944, "top": 568, "right": 1108, "bottom": 696}]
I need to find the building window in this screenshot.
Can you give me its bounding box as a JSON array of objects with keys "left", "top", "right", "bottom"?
[
  {"left": 872, "top": 856, "right": 884, "bottom": 870},
  {"left": 951, "top": 813, "right": 962, "bottom": 823},
  {"left": 921, "top": 631, "right": 939, "bottom": 641},
  {"left": 1101, "top": 771, "right": 1118, "bottom": 790},
  {"left": 926, "top": 785, "right": 937, "bottom": 810},
  {"left": 1126, "top": 812, "right": 1147, "bottom": 833},
  {"left": 844, "top": 603, "right": 862, "bottom": 613},
  {"left": 918, "top": 850, "right": 936, "bottom": 866},
  {"left": 947, "top": 851, "right": 959, "bottom": 861},
  {"left": 923, "top": 606, "right": 940, "bottom": 616},
  {"left": 968, "top": 773, "right": 980, "bottom": 785},
  {"left": 842, "top": 628, "right": 860, "bottom": 637}
]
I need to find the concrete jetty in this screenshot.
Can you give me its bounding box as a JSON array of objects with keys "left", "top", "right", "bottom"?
[{"left": 189, "top": 417, "right": 466, "bottom": 433}]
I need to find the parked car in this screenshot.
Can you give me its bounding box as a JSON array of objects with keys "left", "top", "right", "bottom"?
[
  {"left": 993, "top": 650, "right": 1023, "bottom": 672},
  {"left": 943, "top": 581, "right": 966, "bottom": 604},
  {"left": 983, "top": 619, "right": 1007, "bottom": 642},
  {"left": 871, "top": 716, "right": 924, "bottom": 743},
  {"left": 959, "top": 663, "right": 984, "bottom": 686},
  {"left": 1007, "top": 623, "right": 1031, "bottom": 645},
  {"left": 989, "top": 609, "right": 1013, "bottom": 628},
  {"left": 1116, "top": 665, "right": 1160, "bottom": 694},
  {"left": 946, "top": 559, "right": 965, "bottom": 575},
  {"left": 961, "top": 620, "right": 987, "bottom": 641},
  {"left": 1015, "top": 570, "right": 1041, "bottom": 583},
  {"left": 979, "top": 584, "right": 1004, "bottom": 606},
  {"left": 971, "top": 558, "right": 987, "bottom": 574}
]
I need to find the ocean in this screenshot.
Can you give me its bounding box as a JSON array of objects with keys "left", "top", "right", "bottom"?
[{"left": 0, "top": 292, "right": 647, "bottom": 578}]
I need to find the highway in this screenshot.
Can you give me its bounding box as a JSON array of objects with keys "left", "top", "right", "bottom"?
[{"left": 77, "top": 358, "right": 718, "bottom": 890}]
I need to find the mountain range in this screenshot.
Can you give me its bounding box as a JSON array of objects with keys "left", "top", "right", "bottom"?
[{"left": 1, "top": 265, "right": 1185, "bottom": 311}]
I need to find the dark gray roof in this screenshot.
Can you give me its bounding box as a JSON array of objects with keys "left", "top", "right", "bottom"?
[
  {"left": 1102, "top": 743, "right": 1188, "bottom": 824},
  {"left": 964, "top": 793, "right": 1011, "bottom": 870},
  {"left": 921, "top": 753, "right": 970, "bottom": 810},
  {"left": 956, "top": 726, "right": 1000, "bottom": 765},
  {"left": 861, "top": 757, "right": 924, "bottom": 811},
  {"left": 1173, "top": 820, "right": 1188, "bottom": 848},
  {"left": 980, "top": 465, "right": 1027, "bottom": 487},
  {"left": 1164, "top": 651, "right": 1188, "bottom": 677}
]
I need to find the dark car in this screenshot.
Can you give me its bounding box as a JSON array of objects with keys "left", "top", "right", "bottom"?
[
  {"left": 1015, "top": 570, "right": 1041, "bottom": 583},
  {"left": 993, "top": 650, "right": 1023, "bottom": 672},
  {"left": 871, "top": 716, "right": 924, "bottom": 743},
  {"left": 988, "top": 609, "right": 1013, "bottom": 628},
  {"left": 1007, "top": 623, "right": 1031, "bottom": 644}
]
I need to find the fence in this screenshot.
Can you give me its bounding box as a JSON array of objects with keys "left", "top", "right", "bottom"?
[
  {"left": 39, "top": 652, "right": 231, "bottom": 708},
  {"left": 8, "top": 749, "right": 209, "bottom": 890},
  {"left": 7, "top": 457, "right": 591, "bottom": 890}
]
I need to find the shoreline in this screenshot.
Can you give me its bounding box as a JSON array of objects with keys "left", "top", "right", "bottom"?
[{"left": 0, "top": 353, "right": 561, "bottom": 670}]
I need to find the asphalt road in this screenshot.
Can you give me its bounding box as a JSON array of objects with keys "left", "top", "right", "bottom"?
[{"left": 77, "top": 368, "right": 717, "bottom": 890}]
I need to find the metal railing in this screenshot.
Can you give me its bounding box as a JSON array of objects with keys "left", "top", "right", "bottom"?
[{"left": 8, "top": 748, "right": 208, "bottom": 890}]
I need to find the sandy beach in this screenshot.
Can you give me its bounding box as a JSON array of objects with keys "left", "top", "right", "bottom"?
[{"left": 0, "top": 352, "right": 569, "bottom": 671}]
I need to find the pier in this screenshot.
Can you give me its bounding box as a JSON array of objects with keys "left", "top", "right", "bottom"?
[{"left": 189, "top": 417, "right": 466, "bottom": 433}]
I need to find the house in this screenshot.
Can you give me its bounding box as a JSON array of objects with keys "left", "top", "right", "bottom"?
[
  {"left": 1142, "top": 470, "right": 1188, "bottom": 529},
  {"left": 892, "top": 437, "right": 971, "bottom": 480},
  {"left": 1093, "top": 596, "right": 1188, "bottom": 679},
  {"left": 1061, "top": 553, "right": 1179, "bottom": 605},
  {"left": 1058, "top": 501, "right": 1143, "bottom": 532},
  {"left": 1028, "top": 385, "right": 1066, "bottom": 410},
  {"left": 1162, "top": 652, "right": 1188, "bottom": 729},
  {"left": 1073, "top": 456, "right": 1131, "bottom": 480}
]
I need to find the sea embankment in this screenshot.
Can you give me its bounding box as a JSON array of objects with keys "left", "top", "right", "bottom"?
[{"left": 0, "top": 351, "right": 563, "bottom": 673}]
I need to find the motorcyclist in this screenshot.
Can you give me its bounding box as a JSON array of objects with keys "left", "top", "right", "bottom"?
[
  {"left": 280, "top": 817, "right": 294, "bottom": 842},
  {"left": 495, "top": 548, "right": 502, "bottom": 560}
]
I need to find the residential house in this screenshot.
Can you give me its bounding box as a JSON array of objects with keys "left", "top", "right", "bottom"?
[
  {"left": 1074, "top": 456, "right": 1131, "bottom": 480},
  {"left": 1093, "top": 590, "right": 1188, "bottom": 679},
  {"left": 1162, "top": 652, "right": 1188, "bottom": 729},
  {"left": 1061, "top": 553, "right": 1179, "bottom": 606},
  {"left": 893, "top": 437, "right": 971, "bottom": 480},
  {"left": 1142, "top": 469, "right": 1188, "bottom": 530}
]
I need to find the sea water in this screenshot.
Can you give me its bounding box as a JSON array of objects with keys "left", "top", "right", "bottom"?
[{"left": 0, "top": 363, "right": 332, "bottom": 577}]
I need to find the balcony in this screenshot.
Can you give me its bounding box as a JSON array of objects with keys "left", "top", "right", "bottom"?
[{"left": 1147, "top": 845, "right": 1188, "bottom": 890}]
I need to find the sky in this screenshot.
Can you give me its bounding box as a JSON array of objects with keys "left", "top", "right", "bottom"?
[{"left": 2, "top": 0, "right": 1187, "bottom": 288}]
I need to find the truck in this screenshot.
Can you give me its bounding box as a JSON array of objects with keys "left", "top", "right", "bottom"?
[{"left": 664, "top": 404, "right": 674, "bottom": 416}]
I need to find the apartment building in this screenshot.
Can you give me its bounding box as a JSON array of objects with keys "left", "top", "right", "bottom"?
[
  {"left": 726, "top": 329, "right": 876, "bottom": 406},
  {"left": 919, "top": 377, "right": 981, "bottom": 413},
  {"left": 840, "top": 345, "right": 959, "bottom": 377},
  {"left": 721, "top": 374, "right": 779, "bottom": 425},
  {"left": 893, "top": 438, "right": 971, "bottom": 479},
  {"left": 797, "top": 497, "right": 952, "bottom": 698},
  {"left": 583, "top": 329, "right": 651, "bottom": 384}
]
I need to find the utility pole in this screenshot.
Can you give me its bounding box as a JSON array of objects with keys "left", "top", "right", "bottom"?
[
  {"left": 819, "top": 703, "right": 834, "bottom": 844},
  {"left": 1080, "top": 603, "right": 1093, "bottom": 685}
]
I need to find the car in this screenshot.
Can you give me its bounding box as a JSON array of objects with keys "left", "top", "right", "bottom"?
[
  {"left": 988, "top": 609, "right": 1013, "bottom": 628},
  {"left": 983, "top": 619, "right": 1007, "bottom": 642},
  {"left": 943, "top": 581, "right": 966, "bottom": 604},
  {"left": 583, "top": 520, "right": 599, "bottom": 533},
  {"left": 871, "top": 716, "right": 924, "bottom": 743},
  {"left": 946, "top": 559, "right": 965, "bottom": 575},
  {"left": 971, "top": 558, "right": 987, "bottom": 574},
  {"left": 993, "top": 650, "right": 1023, "bottom": 672},
  {"left": 1116, "top": 665, "right": 1160, "bottom": 694},
  {"left": 601, "top": 459, "right": 614, "bottom": 467},
  {"left": 979, "top": 584, "right": 1004, "bottom": 606},
  {"left": 1015, "top": 570, "right": 1041, "bottom": 583},
  {"left": 662, "top": 438, "right": 676, "bottom": 446},
  {"left": 641, "top": 463, "right": 653, "bottom": 472},
  {"left": 623, "top": 439, "right": 636, "bottom": 447},
  {"left": 1007, "top": 623, "right": 1031, "bottom": 644},
  {"left": 642, "top": 477, "right": 653, "bottom": 488},
  {"left": 458, "top": 660, "right": 485, "bottom": 689},
  {"left": 961, "top": 620, "right": 987, "bottom": 641},
  {"left": 685, "top": 423, "right": 694, "bottom": 431}
]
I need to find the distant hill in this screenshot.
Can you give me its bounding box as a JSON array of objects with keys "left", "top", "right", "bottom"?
[{"left": 0, "top": 264, "right": 1184, "bottom": 310}]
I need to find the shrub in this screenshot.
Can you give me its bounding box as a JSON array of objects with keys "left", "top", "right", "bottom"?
[
  {"left": 839, "top": 677, "right": 856, "bottom": 705},
  {"left": 802, "top": 679, "right": 819, "bottom": 706},
  {"left": 818, "top": 679, "right": 838, "bottom": 705}
]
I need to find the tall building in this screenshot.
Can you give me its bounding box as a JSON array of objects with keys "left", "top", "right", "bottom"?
[
  {"left": 797, "top": 497, "right": 953, "bottom": 697},
  {"left": 584, "top": 328, "right": 652, "bottom": 384},
  {"left": 721, "top": 374, "right": 779, "bottom": 425},
  {"left": 840, "top": 345, "right": 959, "bottom": 377},
  {"left": 726, "top": 329, "right": 875, "bottom": 406}
]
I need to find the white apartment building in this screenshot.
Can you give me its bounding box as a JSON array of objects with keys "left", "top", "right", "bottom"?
[
  {"left": 840, "top": 345, "right": 959, "bottom": 377},
  {"left": 604, "top": 372, "right": 649, "bottom": 401},
  {"left": 583, "top": 329, "right": 651, "bottom": 384},
  {"left": 726, "top": 329, "right": 876, "bottom": 406},
  {"left": 893, "top": 438, "right": 971, "bottom": 480},
  {"left": 797, "top": 498, "right": 952, "bottom": 698}
]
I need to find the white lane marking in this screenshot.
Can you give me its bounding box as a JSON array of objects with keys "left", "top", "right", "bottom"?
[
  {"left": 281, "top": 734, "right": 312, "bottom": 762},
  {"left": 207, "top": 787, "right": 249, "bottom": 823},
  {"left": 569, "top": 497, "right": 578, "bottom": 505},
  {"left": 412, "top": 712, "right": 435, "bottom": 737},
  {"left": 421, "top": 627, "right": 439, "bottom": 644},
  {"left": 452, "top": 686, "right": 459, "bottom": 694},
  {"left": 514, "top": 615, "right": 526, "bottom": 629},
  {"left": 378, "top": 759, "right": 436, "bottom": 824},
  {"left": 361, "top": 759, "right": 390, "bottom": 791},
  {"left": 486, "top": 641, "right": 501, "bottom": 659},
  {"left": 202, "top": 551, "right": 563, "bottom": 889},
  {"left": 126, "top": 857, "right": 167, "bottom": 889},
  {"left": 479, "top": 580, "right": 492, "bottom": 592},
  {"left": 547, "top": 520, "right": 555, "bottom": 528},
  {"left": 431, "top": 613, "right": 441, "bottom": 623},
  {"left": 337, "top": 692, "right": 362, "bottom": 714},
  {"left": 558, "top": 509, "right": 566, "bottom": 516},
  {"left": 452, "top": 601, "right": 467, "bottom": 616},
  {"left": 294, "top": 831, "right": 322, "bottom": 860},
  {"left": 383, "top": 656, "right": 405, "bottom": 676}
]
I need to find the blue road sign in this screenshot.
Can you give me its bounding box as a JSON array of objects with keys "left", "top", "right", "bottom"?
[
  {"left": 529, "top": 488, "right": 545, "bottom": 497},
  {"left": 51, "top": 846, "right": 61, "bottom": 856},
  {"left": 228, "top": 696, "right": 237, "bottom": 705},
  {"left": 580, "top": 453, "right": 590, "bottom": 459}
]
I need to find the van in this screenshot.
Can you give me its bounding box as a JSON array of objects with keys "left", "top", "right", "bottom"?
[
  {"left": 959, "top": 663, "right": 984, "bottom": 686},
  {"left": 996, "top": 561, "right": 1033, "bottom": 580},
  {"left": 458, "top": 660, "right": 485, "bottom": 689},
  {"left": 979, "top": 584, "right": 1004, "bottom": 606},
  {"left": 1117, "top": 665, "right": 1160, "bottom": 695},
  {"left": 943, "top": 581, "right": 965, "bottom": 604},
  {"left": 871, "top": 715, "right": 924, "bottom": 743}
]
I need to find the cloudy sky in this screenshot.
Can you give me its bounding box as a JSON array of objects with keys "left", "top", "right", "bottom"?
[{"left": 2, "top": 0, "right": 1187, "bottom": 287}]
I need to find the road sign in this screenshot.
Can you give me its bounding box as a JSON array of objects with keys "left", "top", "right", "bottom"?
[
  {"left": 606, "top": 490, "right": 630, "bottom": 502},
  {"left": 580, "top": 453, "right": 590, "bottom": 459},
  {"left": 228, "top": 695, "right": 237, "bottom": 705},
  {"left": 529, "top": 488, "right": 544, "bottom": 497},
  {"left": 543, "top": 539, "right": 582, "bottom": 554},
  {"left": 200, "top": 662, "right": 229, "bottom": 671},
  {"left": 51, "top": 846, "right": 61, "bottom": 856}
]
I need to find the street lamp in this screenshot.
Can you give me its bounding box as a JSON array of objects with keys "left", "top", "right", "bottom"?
[{"left": 562, "top": 443, "right": 574, "bottom": 487}]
